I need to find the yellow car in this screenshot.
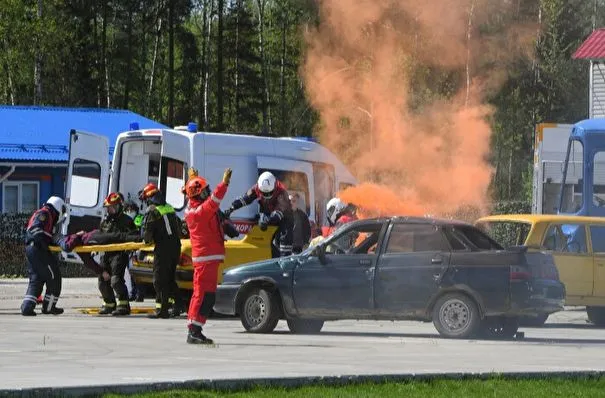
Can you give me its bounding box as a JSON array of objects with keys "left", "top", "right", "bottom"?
[
  {"left": 130, "top": 225, "right": 277, "bottom": 293},
  {"left": 475, "top": 214, "right": 605, "bottom": 326}
]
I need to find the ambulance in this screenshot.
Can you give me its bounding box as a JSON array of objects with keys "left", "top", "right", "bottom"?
[{"left": 62, "top": 122, "right": 357, "bottom": 260}]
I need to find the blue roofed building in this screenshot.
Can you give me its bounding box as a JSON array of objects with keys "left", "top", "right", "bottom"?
[{"left": 0, "top": 106, "right": 166, "bottom": 213}]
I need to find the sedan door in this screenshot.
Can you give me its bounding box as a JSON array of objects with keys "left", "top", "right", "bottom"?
[
  {"left": 292, "top": 219, "right": 388, "bottom": 318},
  {"left": 374, "top": 222, "right": 451, "bottom": 316},
  {"left": 541, "top": 223, "right": 593, "bottom": 298}
]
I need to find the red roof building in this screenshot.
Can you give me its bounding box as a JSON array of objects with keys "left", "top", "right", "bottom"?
[
  {"left": 573, "top": 29, "right": 605, "bottom": 118},
  {"left": 574, "top": 28, "right": 605, "bottom": 60}
]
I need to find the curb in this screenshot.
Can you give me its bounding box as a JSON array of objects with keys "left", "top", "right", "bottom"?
[{"left": 1, "top": 371, "right": 605, "bottom": 397}]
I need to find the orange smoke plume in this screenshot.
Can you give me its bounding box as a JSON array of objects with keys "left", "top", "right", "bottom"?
[{"left": 301, "top": 0, "right": 531, "bottom": 220}]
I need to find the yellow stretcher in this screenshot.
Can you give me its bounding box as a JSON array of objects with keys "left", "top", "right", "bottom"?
[{"left": 49, "top": 242, "right": 153, "bottom": 253}]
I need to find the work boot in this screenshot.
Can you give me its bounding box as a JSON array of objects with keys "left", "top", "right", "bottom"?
[
  {"left": 112, "top": 305, "right": 131, "bottom": 316},
  {"left": 42, "top": 307, "right": 64, "bottom": 315},
  {"left": 186, "top": 326, "right": 213, "bottom": 345},
  {"left": 98, "top": 305, "right": 115, "bottom": 315},
  {"left": 169, "top": 306, "right": 183, "bottom": 318}
]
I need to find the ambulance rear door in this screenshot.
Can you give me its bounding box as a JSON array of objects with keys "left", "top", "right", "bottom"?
[
  {"left": 159, "top": 129, "right": 191, "bottom": 213},
  {"left": 64, "top": 129, "right": 110, "bottom": 235}
]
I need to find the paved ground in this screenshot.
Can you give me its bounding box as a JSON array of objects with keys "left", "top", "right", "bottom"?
[{"left": 2, "top": 278, "right": 605, "bottom": 393}]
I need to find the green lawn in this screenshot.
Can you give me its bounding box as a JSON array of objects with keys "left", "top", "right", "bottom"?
[{"left": 103, "top": 377, "right": 605, "bottom": 398}]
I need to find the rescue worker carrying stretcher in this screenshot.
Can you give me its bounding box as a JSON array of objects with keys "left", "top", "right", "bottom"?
[
  {"left": 139, "top": 183, "right": 182, "bottom": 319},
  {"left": 21, "top": 196, "right": 67, "bottom": 316},
  {"left": 182, "top": 167, "right": 232, "bottom": 344},
  {"left": 54, "top": 228, "right": 142, "bottom": 280},
  {"left": 97, "top": 193, "right": 137, "bottom": 316},
  {"left": 224, "top": 171, "right": 294, "bottom": 257}
]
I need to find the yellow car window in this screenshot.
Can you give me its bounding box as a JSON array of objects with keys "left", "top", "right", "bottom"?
[{"left": 543, "top": 224, "right": 587, "bottom": 254}]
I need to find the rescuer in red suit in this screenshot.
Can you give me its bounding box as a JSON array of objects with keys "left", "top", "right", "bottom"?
[{"left": 182, "top": 167, "right": 232, "bottom": 344}]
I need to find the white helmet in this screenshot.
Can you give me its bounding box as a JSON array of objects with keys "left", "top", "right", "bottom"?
[
  {"left": 326, "top": 197, "right": 346, "bottom": 225},
  {"left": 46, "top": 196, "right": 66, "bottom": 216},
  {"left": 257, "top": 171, "right": 276, "bottom": 198}
]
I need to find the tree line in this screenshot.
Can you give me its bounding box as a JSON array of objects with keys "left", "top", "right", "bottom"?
[{"left": 0, "top": 0, "right": 602, "bottom": 201}]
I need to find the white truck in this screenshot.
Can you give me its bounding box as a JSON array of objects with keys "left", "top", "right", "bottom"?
[{"left": 62, "top": 123, "right": 357, "bottom": 245}]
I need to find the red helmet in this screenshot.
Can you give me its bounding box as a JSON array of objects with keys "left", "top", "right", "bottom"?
[
  {"left": 138, "top": 183, "right": 159, "bottom": 201},
  {"left": 184, "top": 176, "right": 208, "bottom": 199},
  {"left": 103, "top": 192, "right": 123, "bottom": 207}
]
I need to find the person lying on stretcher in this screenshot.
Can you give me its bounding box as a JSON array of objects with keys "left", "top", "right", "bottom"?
[{"left": 53, "top": 230, "right": 143, "bottom": 279}]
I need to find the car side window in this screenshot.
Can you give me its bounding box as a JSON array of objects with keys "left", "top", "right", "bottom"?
[
  {"left": 590, "top": 226, "right": 605, "bottom": 253},
  {"left": 385, "top": 224, "right": 450, "bottom": 253},
  {"left": 542, "top": 224, "right": 588, "bottom": 254},
  {"left": 324, "top": 223, "right": 383, "bottom": 255}
]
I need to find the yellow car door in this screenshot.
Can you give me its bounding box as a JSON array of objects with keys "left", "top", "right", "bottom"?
[
  {"left": 542, "top": 223, "right": 593, "bottom": 298},
  {"left": 589, "top": 226, "right": 605, "bottom": 297}
]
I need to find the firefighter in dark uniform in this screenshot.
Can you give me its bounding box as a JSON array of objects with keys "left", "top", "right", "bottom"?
[
  {"left": 224, "top": 171, "right": 294, "bottom": 257},
  {"left": 139, "top": 183, "right": 182, "bottom": 319},
  {"left": 98, "top": 193, "right": 137, "bottom": 316},
  {"left": 21, "top": 196, "right": 67, "bottom": 316}
]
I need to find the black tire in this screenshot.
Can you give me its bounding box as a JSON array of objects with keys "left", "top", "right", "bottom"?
[
  {"left": 587, "top": 306, "right": 605, "bottom": 326},
  {"left": 432, "top": 293, "right": 481, "bottom": 339},
  {"left": 479, "top": 317, "right": 519, "bottom": 340},
  {"left": 519, "top": 313, "right": 549, "bottom": 327},
  {"left": 287, "top": 319, "right": 324, "bottom": 334},
  {"left": 239, "top": 288, "right": 280, "bottom": 333}
]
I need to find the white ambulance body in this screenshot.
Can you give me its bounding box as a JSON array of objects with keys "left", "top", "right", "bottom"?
[
  {"left": 63, "top": 125, "right": 357, "bottom": 240},
  {"left": 532, "top": 123, "right": 575, "bottom": 214}
]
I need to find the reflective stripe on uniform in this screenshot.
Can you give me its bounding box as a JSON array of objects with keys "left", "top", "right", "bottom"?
[
  {"left": 188, "top": 319, "right": 205, "bottom": 328},
  {"left": 47, "top": 265, "right": 55, "bottom": 280},
  {"left": 162, "top": 215, "right": 173, "bottom": 236},
  {"left": 103, "top": 302, "right": 116, "bottom": 307},
  {"left": 192, "top": 254, "right": 225, "bottom": 263},
  {"left": 117, "top": 300, "right": 129, "bottom": 306},
  {"left": 211, "top": 194, "right": 221, "bottom": 204}
]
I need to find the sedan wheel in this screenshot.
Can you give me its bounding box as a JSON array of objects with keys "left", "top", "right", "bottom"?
[
  {"left": 240, "top": 288, "right": 280, "bottom": 333},
  {"left": 587, "top": 306, "right": 605, "bottom": 327},
  {"left": 432, "top": 293, "right": 480, "bottom": 339}
]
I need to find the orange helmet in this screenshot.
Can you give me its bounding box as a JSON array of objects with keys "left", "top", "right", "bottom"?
[
  {"left": 138, "top": 183, "right": 159, "bottom": 201},
  {"left": 103, "top": 192, "right": 123, "bottom": 207},
  {"left": 185, "top": 176, "right": 209, "bottom": 199}
]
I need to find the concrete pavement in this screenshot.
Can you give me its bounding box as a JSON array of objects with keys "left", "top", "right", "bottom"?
[{"left": 2, "top": 278, "right": 605, "bottom": 395}]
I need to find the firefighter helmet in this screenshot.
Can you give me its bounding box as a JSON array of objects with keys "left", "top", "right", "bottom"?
[
  {"left": 103, "top": 192, "right": 123, "bottom": 207},
  {"left": 185, "top": 176, "right": 209, "bottom": 200},
  {"left": 138, "top": 183, "right": 159, "bottom": 201},
  {"left": 46, "top": 196, "right": 66, "bottom": 216},
  {"left": 326, "top": 197, "right": 346, "bottom": 225},
  {"left": 257, "top": 171, "right": 276, "bottom": 199}
]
